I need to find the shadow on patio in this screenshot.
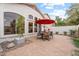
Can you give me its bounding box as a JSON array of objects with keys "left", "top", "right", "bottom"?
[{"left": 4, "top": 35, "right": 75, "bottom": 56}]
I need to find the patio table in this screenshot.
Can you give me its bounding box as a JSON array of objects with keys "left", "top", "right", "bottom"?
[{"left": 42, "top": 32, "right": 50, "bottom": 41}]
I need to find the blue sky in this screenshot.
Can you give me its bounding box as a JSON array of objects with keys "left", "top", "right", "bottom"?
[{"left": 36, "top": 3, "right": 71, "bottom": 19}]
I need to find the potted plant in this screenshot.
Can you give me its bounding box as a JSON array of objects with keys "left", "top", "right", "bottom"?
[
  {"left": 14, "top": 15, "right": 25, "bottom": 45},
  {"left": 64, "top": 31, "right": 67, "bottom": 35},
  {"left": 55, "top": 32, "right": 59, "bottom": 34}
]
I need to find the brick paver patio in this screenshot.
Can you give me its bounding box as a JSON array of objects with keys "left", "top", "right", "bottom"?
[{"left": 6, "top": 35, "right": 75, "bottom": 56}]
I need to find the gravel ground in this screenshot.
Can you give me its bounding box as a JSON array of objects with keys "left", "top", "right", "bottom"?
[{"left": 5, "top": 35, "right": 75, "bottom": 56}]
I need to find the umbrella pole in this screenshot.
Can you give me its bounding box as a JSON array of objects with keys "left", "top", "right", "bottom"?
[
  {"left": 39, "top": 24, "right": 41, "bottom": 33},
  {"left": 43, "top": 25, "right": 45, "bottom": 31}
]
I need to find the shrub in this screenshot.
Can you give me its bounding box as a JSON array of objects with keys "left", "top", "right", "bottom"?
[
  {"left": 69, "top": 30, "right": 76, "bottom": 37},
  {"left": 73, "top": 38, "right": 79, "bottom": 48},
  {"left": 55, "top": 32, "right": 59, "bottom": 34},
  {"left": 72, "top": 38, "right": 79, "bottom": 56}
]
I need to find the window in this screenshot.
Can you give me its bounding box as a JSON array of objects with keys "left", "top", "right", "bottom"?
[
  {"left": 28, "top": 22, "right": 33, "bottom": 33},
  {"left": 4, "top": 12, "right": 25, "bottom": 35},
  {"left": 4, "top": 19, "right": 16, "bottom": 34},
  {"left": 28, "top": 15, "right": 33, "bottom": 19}
]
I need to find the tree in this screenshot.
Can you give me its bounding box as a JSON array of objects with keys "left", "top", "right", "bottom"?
[
  {"left": 55, "top": 16, "right": 65, "bottom": 26},
  {"left": 66, "top": 3, "right": 79, "bottom": 25},
  {"left": 16, "top": 15, "right": 25, "bottom": 35}
]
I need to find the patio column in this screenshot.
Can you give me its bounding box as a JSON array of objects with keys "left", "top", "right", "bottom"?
[
  {"left": 0, "top": 4, "right": 4, "bottom": 37},
  {"left": 38, "top": 24, "right": 42, "bottom": 33},
  {"left": 25, "top": 19, "right": 28, "bottom": 36}
]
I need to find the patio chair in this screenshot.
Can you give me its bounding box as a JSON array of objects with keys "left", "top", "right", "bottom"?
[
  {"left": 42, "top": 32, "right": 50, "bottom": 41},
  {"left": 49, "top": 31, "right": 53, "bottom": 39}
]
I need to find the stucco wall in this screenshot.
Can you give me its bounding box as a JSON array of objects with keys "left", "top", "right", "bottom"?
[{"left": 51, "top": 26, "right": 77, "bottom": 35}]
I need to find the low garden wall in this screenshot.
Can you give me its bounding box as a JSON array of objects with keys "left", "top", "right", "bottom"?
[{"left": 51, "top": 25, "right": 78, "bottom": 35}]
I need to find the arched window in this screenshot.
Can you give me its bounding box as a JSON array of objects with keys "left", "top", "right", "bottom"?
[{"left": 4, "top": 12, "right": 25, "bottom": 35}]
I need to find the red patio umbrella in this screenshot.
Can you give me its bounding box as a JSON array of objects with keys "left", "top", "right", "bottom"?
[
  {"left": 35, "top": 19, "right": 55, "bottom": 31},
  {"left": 35, "top": 19, "right": 55, "bottom": 24}
]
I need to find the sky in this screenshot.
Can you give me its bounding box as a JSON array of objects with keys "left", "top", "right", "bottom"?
[{"left": 36, "top": 3, "right": 71, "bottom": 19}]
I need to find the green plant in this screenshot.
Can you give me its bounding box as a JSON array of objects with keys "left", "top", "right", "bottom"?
[
  {"left": 55, "top": 16, "right": 66, "bottom": 26},
  {"left": 66, "top": 4, "right": 79, "bottom": 25},
  {"left": 73, "top": 38, "right": 79, "bottom": 48},
  {"left": 16, "top": 15, "right": 25, "bottom": 36}
]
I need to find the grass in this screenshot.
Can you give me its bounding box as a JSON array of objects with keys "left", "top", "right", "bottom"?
[
  {"left": 72, "top": 38, "right": 79, "bottom": 56},
  {"left": 73, "top": 38, "right": 79, "bottom": 48}
]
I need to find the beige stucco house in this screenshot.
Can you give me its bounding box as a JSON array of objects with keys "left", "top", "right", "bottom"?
[{"left": 0, "top": 3, "right": 49, "bottom": 42}]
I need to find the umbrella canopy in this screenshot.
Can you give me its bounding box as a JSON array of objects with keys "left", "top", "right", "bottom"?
[{"left": 35, "top": 19, "right": 55, "bottom": 24}]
